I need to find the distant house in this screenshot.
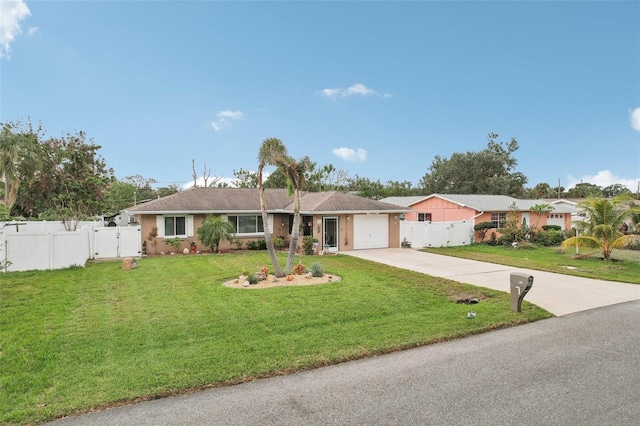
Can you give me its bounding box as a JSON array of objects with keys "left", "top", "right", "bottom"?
[
  {"left": 381, "top": 194, "right": 576, "bottom": 243},
  {"left": 124, "top": 188, "right": 407, "bottom": 253}
]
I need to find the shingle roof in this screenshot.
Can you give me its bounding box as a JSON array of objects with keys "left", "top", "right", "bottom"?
[
  {"left": 380, "top": 194, "right": 577, "bottom": 213},
  {"left": 124, "top": 188, "right": 407, "bottom": 214},
  {"left": 431, "top": 194, "right": 577, "bottom": 213}
]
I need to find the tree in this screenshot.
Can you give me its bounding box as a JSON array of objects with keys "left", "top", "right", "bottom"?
[
  {"left": 561, "top": 195, "right": 640, "bottom": 260},
  {"left": 232, "top": 168, "right": 258, "bottom": 188},
  {"left": 602, "top": 184, "right": 632, "bottom": 198},
  {"left": 419, "top": 133, "right": 527, "bottom": 196},
  {"left": 279, "top": 155, "right": 312, "bottom": 273},
  {"left": 0, "top": 119, "right": 42, "bottom": 214},
  {"left": 257, "top": 138, "right": 288, "bottom": 277},
  {"left": 566, "top": 183, "right": 602, "bottom": 198},
  {"left": 13, "top": 129, "right": 114, "bottom": 220},
  {"left": 197, "top": 215, "right": 235, "bottom": 253},
  {"left": 529, "top": 203, "right": 554, "bottom": 230}
]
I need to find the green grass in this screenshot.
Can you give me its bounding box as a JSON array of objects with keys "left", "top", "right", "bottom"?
[
  {"left": 0, "top": 252, "right": 550, "bottom": 425},
  {"left": 421, "top": 245, "right": 640, "bottom": 284}
]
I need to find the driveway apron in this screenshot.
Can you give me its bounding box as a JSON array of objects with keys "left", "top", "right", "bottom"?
[{"left": 343, "top": 248, "right": 640, "bottom": 316}]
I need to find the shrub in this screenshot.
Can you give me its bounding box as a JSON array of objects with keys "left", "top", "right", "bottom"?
[
  {"left": 542, "top": 224, "right": 562, "bottom": 232},
  {"left": 514, "top": 241, "right": 538, "bottom": 250},
  {"left": 531, "top": 230, "right": 565, "bottom": 246},
  {"left": 474, "top": 221, "right": 495, "bottom": 241},
  {"left": 246, "top": 239, "right": 267, "bottom": 250},
  {"left": 308, "top": 261, "right": 324, "bottom": 277},
  {"left": 234, "top": 240, "right": 244, "bottom": 250},
  {"left": 487, "top": 232, "right": 498, "bottom": 246},
  {"left": 302, "top": 236, "right": 319, "bottom": 255},
  {"left": 164, "top": 237, "right": 182, "bottom": 251},
  {"left": 625, "top": 238, "right": 640, "bottom": 251},
  {"left": 247, "top": 274, "right": 259, "bottom": 285},
  {"left": 294, "top": 262, "right": 305, "bottom": 275},
  {"left": 273, "top": 236, "right": 285, "bottom": 250}
]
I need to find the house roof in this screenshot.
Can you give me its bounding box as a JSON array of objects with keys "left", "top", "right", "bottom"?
[
  {"left": 381, "top": 194, "right": 577, "bottom": 213},
  {"left": 379, "top": 196, "right": 430, "bottom": 207},
  {"left": 124, "top": 188, "right": 407, "bottom": 215}
]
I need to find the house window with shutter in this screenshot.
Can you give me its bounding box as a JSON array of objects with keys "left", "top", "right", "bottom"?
[{"left": 164, "top": 216, "right": 186, "bottom": 237}]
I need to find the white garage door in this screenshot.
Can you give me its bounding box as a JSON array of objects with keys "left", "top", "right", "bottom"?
[{"left": 354, "top": 215, "right": 389, "bottom": 249}]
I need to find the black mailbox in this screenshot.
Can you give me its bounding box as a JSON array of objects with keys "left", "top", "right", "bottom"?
[{"left": 510, "top": 272, "right": 533, "bottom": 312}]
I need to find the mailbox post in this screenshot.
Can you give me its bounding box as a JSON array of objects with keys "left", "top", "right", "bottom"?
[{"left": 510, "top": 272, "right": 533, "bottom": 312}]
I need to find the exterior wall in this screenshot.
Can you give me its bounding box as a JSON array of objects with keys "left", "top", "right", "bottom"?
[
  {"left": 417, "top": 198, "right": 478, "bottom": 222},
  {"left": 388, "top": 214, "right": 400, "bottom": 248}
]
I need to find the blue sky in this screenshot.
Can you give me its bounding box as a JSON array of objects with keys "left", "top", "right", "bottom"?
[{"left": 2, "top": 0, "right": 639, "bottom": 192}]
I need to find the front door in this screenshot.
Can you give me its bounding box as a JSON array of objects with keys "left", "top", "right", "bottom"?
[{"left": 323, "top": 217, "right": 339, "bottom": 252}]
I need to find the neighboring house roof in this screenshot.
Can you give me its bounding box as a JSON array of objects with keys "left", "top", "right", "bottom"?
[
  {"left": 124, "top": 188, "right": 407, "bottom": 215},
  {"left": 382, "top": 194, "right": 576, "bottom": 214},
  {"left": 379, "top": 196, "right": 431, "bottom": 207}
]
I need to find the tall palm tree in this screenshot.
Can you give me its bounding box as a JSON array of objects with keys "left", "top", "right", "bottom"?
[
  {"left": 280, "top": 156, "right": 311, "bottom": 273},
  {"left": 257, "top": 138, "right": 288, "bottom": 277},
  {"left": 561, "top": 195, "right": 640, "bottom": 260}
]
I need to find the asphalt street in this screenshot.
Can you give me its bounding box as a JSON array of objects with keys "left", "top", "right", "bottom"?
[{"left": 46, "top": 300, "right": 640, "bottom": 426}]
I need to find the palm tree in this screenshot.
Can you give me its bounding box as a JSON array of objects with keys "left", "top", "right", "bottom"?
[
  {"left": 197, "top": 215, "right": 235, "bottom": 253},
  {"left": 257, "top": 138, "right": 288, "bottom": 277},
  {"left": 529, "top": 203, "right": 554, "bottom": 230},
  {"left": 561, "top": 195, "right": 640, "bottom": 260},
  {"left": 280, "top": 156, "right": 311, "bottom": 273}
]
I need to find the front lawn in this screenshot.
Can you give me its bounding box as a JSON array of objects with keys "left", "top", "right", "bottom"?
[
  {"left": 421, "top": 245, "right": 640, "bottom": 284},
  {"left": 0, "top": 252, "right": 550, "bottom": 425}
]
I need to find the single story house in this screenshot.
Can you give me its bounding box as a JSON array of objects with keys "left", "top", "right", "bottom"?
[
  {"left": 381, "top": 194, "right": 576, "bottom": 242},
  {"left": 124, "top": 188, "right": 407, "bottom": 253}
]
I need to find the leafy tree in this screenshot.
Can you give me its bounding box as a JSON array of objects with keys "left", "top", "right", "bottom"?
[
  {"left": 0, "top": 119, "right": 42, "bottom": 214},
  {"left": 525, "top": 182, "right": 558, "bottom": 199},
  {"left": 257, "top": 138, "right": 288, "bottom": 277},
  {"left": 602, "top": 183, "right": 632, "bottom": 198},
  {"left": 232, "top": 168, "right": 258, "bottom": 188},
  {"left": 418, "top": 133, "right": 527, "bottom": 196},
  {"left": 14, "top": 129, "right": 114, "bottom": 220},
  {"left": 561, "top": 195, "right": 640, "bottom": 260},
  {"left": 566, "top": 183, "right": 602, "bottom": 198},
  {"left": 346, "top": 175, "right": 387, "bottom": 199},
  {"left": 474, "top": 221, "right": 495, "bottom": 242},
  {"left": 197, "top": 215, "right": 235, "bottom": 253}
]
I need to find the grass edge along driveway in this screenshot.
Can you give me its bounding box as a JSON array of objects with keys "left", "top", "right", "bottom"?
[{"left": 1, "top": 252, "right": 550, "bottom": 425}]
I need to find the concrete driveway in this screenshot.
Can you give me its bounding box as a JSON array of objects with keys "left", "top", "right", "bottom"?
[{"left": 344, "top": 248, "right": 640, "bottom": 316}]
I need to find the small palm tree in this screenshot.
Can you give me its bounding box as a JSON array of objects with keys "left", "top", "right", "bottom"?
[
  {"left": 197, "top": 215, "right": 235, "bottom": 253},
  {"left": 561, "top": 195, "right": 640, "bottom": 260}
]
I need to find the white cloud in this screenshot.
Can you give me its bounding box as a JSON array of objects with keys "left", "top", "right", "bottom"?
[
  {"left": 567, "top": 170, "right": 639, "bottom": 190},
  {"left": 0, "top": 0, "right": 31, "bottom": 58},
  {"left": 332, "top": 147, "right": 367, "bottom": 163},
  {"left": 319, "top": 83, "right": 390, "bottom": 100},
  {"left": 27, "top": 26, "right": 38, "bottom": 36},
  {"left": 630, "top": 107, "right": 640, "bottom": 131},
  {"left": 211, "top": 110, "right": 243, "bottom": 131}
]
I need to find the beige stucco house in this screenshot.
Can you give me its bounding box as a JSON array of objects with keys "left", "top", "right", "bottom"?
[{"left": 124, "top": 188, "right": 407, "bottom": 254}]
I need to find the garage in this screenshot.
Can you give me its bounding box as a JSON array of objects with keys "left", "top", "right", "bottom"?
[{"left": 353, "top": 214, "right": 389, "bottom": 249}]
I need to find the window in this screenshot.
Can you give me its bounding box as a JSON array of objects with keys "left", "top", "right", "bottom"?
[
  {"left": 491, "top": 212, "right": 507, "bottom": 229},
  {"left": 228, "top": 215, "right": 264, "bottom": 234},
  {"left": 417, "top": 213, "right": 432, "bottom": 222},
  {"left": 164, "top": 216, "right": 186, "bottom": 237}
]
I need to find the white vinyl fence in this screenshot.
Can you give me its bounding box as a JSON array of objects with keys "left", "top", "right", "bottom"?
[
  {"left": 0, "top": 221, "right": 142, "bottom": 273},
  {"left": 400, "top": 220, "right": 475, "bottom": 248}
]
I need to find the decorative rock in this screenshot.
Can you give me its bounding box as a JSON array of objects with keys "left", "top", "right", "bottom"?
[
  {"left": 183, "top": 248, "right": 189, "bottom": 255},
  {"left": 122, "top": 257, "right": 137, "bottom": 270}
]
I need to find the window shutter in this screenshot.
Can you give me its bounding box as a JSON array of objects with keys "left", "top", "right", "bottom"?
[
  {"left": 187, "top": 215, "right": 194, "bottom": 236},
  {"left": 156, "top": 216, "right": 165, "bottom": 237}
]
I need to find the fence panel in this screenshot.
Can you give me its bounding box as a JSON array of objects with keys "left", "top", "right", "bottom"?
[{"left": 400, "top": 220, "right": 474, "bottom": 248}]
